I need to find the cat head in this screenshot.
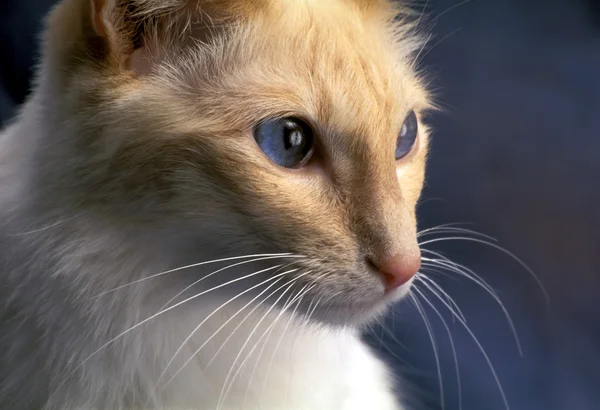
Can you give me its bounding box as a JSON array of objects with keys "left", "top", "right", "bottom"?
[{"left": 38, "top": 0, "right": 433, "bottom": 325}]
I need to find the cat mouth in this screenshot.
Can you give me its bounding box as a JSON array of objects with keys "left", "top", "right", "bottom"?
[{"left": 292, "top": 278, "right": 415, "bottom": 326}]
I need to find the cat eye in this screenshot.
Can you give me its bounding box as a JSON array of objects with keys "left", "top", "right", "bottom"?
[
  {"left": 395, "top": 110, "right": 419, "bottom": 160},
  {"left": 254, "top": 117, "right": 314, "bottom": 168}
]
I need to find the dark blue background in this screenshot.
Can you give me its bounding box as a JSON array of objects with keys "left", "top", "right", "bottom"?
[{"left": 1, "top": 1, "right": 598, "bottom": 409}]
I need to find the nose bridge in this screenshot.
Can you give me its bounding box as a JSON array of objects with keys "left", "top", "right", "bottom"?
[{"left": 351, "top": 163, "right": 417, "bottom": 259}]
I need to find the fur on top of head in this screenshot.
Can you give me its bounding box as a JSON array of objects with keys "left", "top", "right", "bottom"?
[{"left": 44, "top": 0, "right": 426, "bottom": 78}]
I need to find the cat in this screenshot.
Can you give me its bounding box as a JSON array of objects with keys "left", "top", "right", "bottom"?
[{"left": 0, "top": 0, "right": 433, "bottom": 409}]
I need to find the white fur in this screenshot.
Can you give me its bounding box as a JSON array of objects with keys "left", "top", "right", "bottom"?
[{"left": 132, "top": 302, "right": 402, "bottom": 410}]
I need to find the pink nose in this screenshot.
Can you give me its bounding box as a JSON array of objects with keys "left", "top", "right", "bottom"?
[{"left": 370, "top": 252, "right": 421, "bottom": 291}]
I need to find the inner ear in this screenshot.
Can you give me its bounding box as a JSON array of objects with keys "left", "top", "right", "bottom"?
[
  {"left": 87, "top": 0, "right": 226, "bottom": 75},
  {"left": 126, "top": 47, "right": 154, "bottom": 75},
  {"left": 91, "top": 0, "right": 109, "bottom": 37},
  {"left": 89, "top": 0, "right": 157, "bottom": 75}
]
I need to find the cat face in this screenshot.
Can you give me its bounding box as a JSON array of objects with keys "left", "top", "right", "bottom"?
[{"left": 47, "top": 0, "right": 432, "bottom": 325}]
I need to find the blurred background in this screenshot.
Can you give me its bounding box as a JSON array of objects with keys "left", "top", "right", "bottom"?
[{"left": 1, "top": 1, "right": 598, "bottom": 409}]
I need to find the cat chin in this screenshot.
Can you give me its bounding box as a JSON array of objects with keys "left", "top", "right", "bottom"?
[{"left": 301, "top": 278, "right": 414, "bottom": 327}]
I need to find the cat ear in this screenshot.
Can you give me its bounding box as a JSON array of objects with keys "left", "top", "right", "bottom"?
[
  {"left": 88, "top": 0, "right": 151, "bottom": 74},
  {"left": 87, "top": 0, "right": 203, "bottom": 75},
  {"left": 90, "top": 0, "right": 110, "bottom": 37}
]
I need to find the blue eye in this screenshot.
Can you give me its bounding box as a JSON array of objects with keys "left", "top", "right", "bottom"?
[
  {"left": 395, "top": 110, "right": 418, "bottom": 160},
  {"left": 254, "top": 117, "right": 314, "bottom": 168}
]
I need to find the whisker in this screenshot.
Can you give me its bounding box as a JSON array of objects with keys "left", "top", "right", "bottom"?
[
  {"left": 217, "top": 278, "right": 302, "bottom": 410},
  {"left": 379, "top": 319, "right": 388, "bottom": 351},
  {"left": 419, "top": 263, "right": 461, "bottom": 284},
  {"left": 202, "top": 281, "right": 288, "bottom": 372},
  {"left": 243, "top": 281, "right": 316, "bottom": 408},
  {"left": 50, "top": 264, "right": 286, "bottom": 401},
  {"left": 418, "top": 266, "right": 457, "bottom": 319},
  {"left": 414, "top": 281, "right": 511, "bottom": 410},
  {"left": 281, "top": 283, "right": 324, "bottom": 409},
  {"left": 418, "top": 226, "right": 498, "bottom": 242},
  {"left": 415, "top": 275, "right": 462, "bottom": 320},
  {"left": 421, "top": 250, "right": 499, "bottom": 296},
  {"left": 413, "top": 279, "right": 462, "bottom": 410},
  {"left": 93, "top": 253, "right": 302, "bottom": 298},
  {"left": 159, "top": 258, "right": 298, "bottom": 310},
  {"left": 223, "top": 277, "right": 315, "bottom": 409},
  {"left": 158, "top": 273, "right": 306, "bottom": 392},
  {"left": 410, "top": 0, "right": 431, "bottom": 69},
  {"left": 418, "top": 236, "right": 549, "bottom": 304},
  {"left": 411, "top": 32, "right": 433, "bottom": 70},
  {"left": 416, "top": 27, "right": 461, "bottom": 67},
  {"left": 225, "top": 280, "right": 315, "bottom": 408},
  {"left": 432, "top": 0, "right": 472, "bottom": 22},
  {"left": 372, "top": 323, "right": 413, "bottom": 366},
  {"left": 415, "top": 0, "right": 430, "bottom": 29},
  {"left": 374, "top": 334, "right": 414, "bottom": 368},
  {"left": 421, "top": 249, "right": 504, "bottom": 307},
  {"left": 421, "top": 256, "right": 523, "bottom": 355},
  {"left": 155, "top": 268, "right": 299, "bottom": 389},
  {"left": 271, "top": 282, "right": 321, "bottom": 410},
  {"left": 367, "top": 311, "right": 412, "bottom": 357},
  {"left": 421, "top": 258, "right": 498, "bottom": 303},
  {"left": 418, "top": 222, "right": 474, "bottom": 234},
  {"left": 409, "top": 292, "right": 445, "bottom": 410},
  {"left": 417, "top": 274, "right": 466, "bottom": 323}
]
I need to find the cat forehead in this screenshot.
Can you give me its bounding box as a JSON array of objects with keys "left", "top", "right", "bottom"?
[{"left": 166, "top": 0, "right": 427, "bottom": 138}]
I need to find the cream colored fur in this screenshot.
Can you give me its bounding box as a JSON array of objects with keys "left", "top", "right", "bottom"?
[{"left": 0, "top": 0, "right": 432, "bottom": 408}]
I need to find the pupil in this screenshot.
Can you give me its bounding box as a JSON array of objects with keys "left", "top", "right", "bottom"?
[
  {"left": 289, "top": 130, "right": 303, "bottom": 147},
  {"left": 284, "top": 123, "right": 304, "bottom": 150}
]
